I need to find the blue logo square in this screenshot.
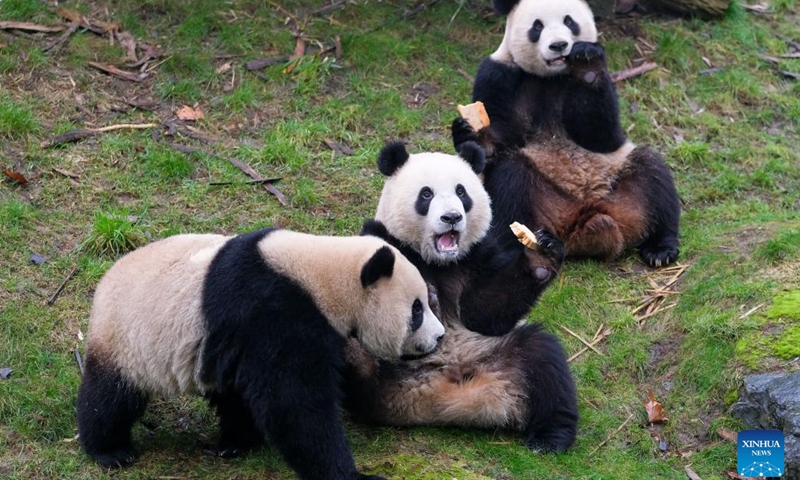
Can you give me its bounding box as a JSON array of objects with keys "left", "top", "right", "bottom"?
[{"left": 738, "top": 429, "right": 785, "bottom": 477}]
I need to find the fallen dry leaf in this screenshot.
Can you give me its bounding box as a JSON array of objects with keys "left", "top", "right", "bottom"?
[
  {"left": 644, "top": 390, "right": 669, "bottom": 424},
  {"left": 717, "top": 426, "right": 738, "bottom": 443},
  {"left": 3, "top": 169, "right": 28, "bottom": 185},
  {"left": 216, "top": 62, "right": 232, "bottom": 74},
  {"left": 176, "top": 105, "right": 205, "bottom": 121},
  {"left": 684, "top": 466, "right": 702, "bottom": 480}
]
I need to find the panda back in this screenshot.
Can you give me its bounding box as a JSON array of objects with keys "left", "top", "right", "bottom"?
[{"left": 87, "top": 234, "right": 230, "bottom": 396}]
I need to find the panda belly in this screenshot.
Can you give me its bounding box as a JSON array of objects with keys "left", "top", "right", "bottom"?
[
  {"left": 86, "top": 235, "right": 228, "bottom": 396},
  {"left": 509, "top": 140, "right": 648, "bottom": 260}
]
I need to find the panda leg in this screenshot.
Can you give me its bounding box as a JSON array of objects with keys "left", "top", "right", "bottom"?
[
  {"left": 626, "top": 147, "right": 681, "bottom": 267},
  {"left": 206, "top": 390, "right": 263, "bottom": 457},
  {"left": 76, "top": 350, "right": 149, "bottom": 468},
  {"left": 513, "top": 325, "right": 578, "bottom": 453},
  {"left": 235, "top": 349, "right": 385, "bottom": 480}
]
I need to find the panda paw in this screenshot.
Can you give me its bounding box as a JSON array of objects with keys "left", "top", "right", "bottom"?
[
  {"left": 568, "top": 42, "right": 606, "bottom": 84},
  {"left": 451, "top": 116, "right": 478, "bottom": 152},
  {"left": 639, "top": 244, "right": 679, "bottom": 268},
  {"left": 535, "top": 229, "right": 566, "bottom": 265}
]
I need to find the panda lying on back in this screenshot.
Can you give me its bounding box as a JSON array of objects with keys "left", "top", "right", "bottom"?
[
  {"left": 76, "top": 228, "right": 444, "bottom": 480},
  {"left": 344, "top": 141, "right": 578, "bottom": 453},
  {"left": 453, "top": 0, "right": 681, "bottom": 267}
]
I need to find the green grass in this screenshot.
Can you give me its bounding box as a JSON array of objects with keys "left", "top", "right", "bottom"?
[{"left": 1, "top": 0, "right": 799, "bottom": 478}]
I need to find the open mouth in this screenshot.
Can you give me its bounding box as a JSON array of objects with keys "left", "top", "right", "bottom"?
[
  {"left": 546, "top": 57, "right": 567, "bottom": 67},
  {"left": 434, "top": 230, "right": 460, "bottom": 255}
]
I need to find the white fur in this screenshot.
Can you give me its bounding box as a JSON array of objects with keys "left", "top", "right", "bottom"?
[
  {"left": 86, "top": 231, "right": 444, "bottom": 397},
  {"left": 375, "top": 151, "right": 491, "bottom": 266},
  {"left": 258, "top": 231, "right": 444, "bottom": 359},
  {"left": 87, "top": 234, "right": 229, "bottom": 396},
  {"left": 491, "top": 0, "right": 597, "bottom": 76}
]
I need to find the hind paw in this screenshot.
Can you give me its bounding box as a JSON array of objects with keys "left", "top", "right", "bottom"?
[
  {"left": 90, "top": 447, "right": 138, "bottom": 468},
  {"left": 526, "top": 431, "right": 575, "bottom": 453},
  {"left": 640, "top": 244, "right": 679, "bottom": 268}
]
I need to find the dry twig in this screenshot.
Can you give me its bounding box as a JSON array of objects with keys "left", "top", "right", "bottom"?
[
  {"left": 47, "top": 265, "right": 79, "bottom": 305},
  {"left": 589, "top": 413, "right": 634, "bottom": 456},
  {"left": 561, "top": 325, "right": 605, "bottom": 356},
  {"left": 0, "top": 21, "right": 65, "bottom": 33},
  {"left": 568, "top": 325, "right": 612, "bottom": 362},
  {"left": 611, "top": 62, "right": 658, "bottom": 83}
]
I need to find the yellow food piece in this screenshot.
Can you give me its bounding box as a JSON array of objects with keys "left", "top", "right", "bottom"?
[{"left": 509, "top": 221, "right": 538, "bottom": 249}]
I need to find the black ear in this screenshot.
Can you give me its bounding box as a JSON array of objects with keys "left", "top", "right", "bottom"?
[
  {"left": 377, "top": 141, "right": 409, "bottom": 176},
  {"left": 458, "top": 141, "right": 486, "bottom": 174},
  {"left": 361, "top": 246, "right": 395, "bottom": 288},
  {"left": 360, "top": 219, "right": 390, "bottom": 241},
  {"left": 493, "top": 0, "right": 520, "bottom": 14}
]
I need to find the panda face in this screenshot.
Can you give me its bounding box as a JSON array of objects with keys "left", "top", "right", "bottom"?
[
  {"left": 359, "top": 246, "right": 445, "bottom": 359},
  {"left": 375, "top": 151, "right": 491, "bottom": 266},
  {"left": 497, "top": 0, "right": 597, "bottom": 76}
]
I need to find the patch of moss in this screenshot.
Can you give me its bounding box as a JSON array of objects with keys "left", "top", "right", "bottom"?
[
  {"left": 766, "top": 290, "right": 800, "bottom": 320},
  {"left": 773, "top": 324, "right": 800, "bottom": 359}
]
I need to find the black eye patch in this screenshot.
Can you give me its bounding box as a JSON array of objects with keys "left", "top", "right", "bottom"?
[
  {"left": 564, "top": 15, "right": 580, "bottom": 36},
  {"left": 456, "top": 184, "right": 473, "bottom": 213},
  {"left": 411, "top": 299, "right": 423, "bottom": 332},
  {"left": 528, "top": 19, "right": 544, "bottom": 43},
  {"left": 415, "top": 187, "right": 433, "bottom": 216}
]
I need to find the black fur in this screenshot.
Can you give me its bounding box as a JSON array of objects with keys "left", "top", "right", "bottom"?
[
  {"left": 456, "top": 184, "right": 473, "bottom": 213},
  {"left": 77, "top": 352, "right": 149, "bottom": 468},
  {"left": 377, "top": 141, "right": 409, "bottom": 176},
  {"left": 360, "top": 245, "right": 395, "bottom": 288},
  {"left": 414, "top": 187, "right": 433, "bottom": 216},
  {"left": 77, "top": 228, "right": 386, "bottom": 480},
  {"left": 456, "top": 140, "right": 486, "bottom": 174},
  {"left": 511, "top": 324, "right": 578, "bottom": 452},
  {"left": 454, "top": 32, "right": 680, "bottom": 266}
]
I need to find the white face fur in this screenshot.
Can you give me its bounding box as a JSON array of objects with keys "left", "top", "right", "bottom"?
[
  {"left": 375, "top": 152, "right": 492, "bottom": 266},
  {"left": 493, "top": 0, "right": 597, "bottom": 76},
  {"left": 258, "top": 232, "right": 445, "bottom": 361}
]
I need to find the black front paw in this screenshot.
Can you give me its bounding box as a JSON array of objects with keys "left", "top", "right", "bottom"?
[
  {"left": 535, "top": 228, "right": 566, "bottom": 264},
  {"left": 451, "top": 116, "right": 478, "bottom": 152},
  {"left": 568, "top": 42, "right": 606, "bottom": 84}
]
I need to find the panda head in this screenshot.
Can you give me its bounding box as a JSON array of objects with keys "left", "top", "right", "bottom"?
[
  {"left": 358, "top": 244, "right": 444, "bottom": 359},
  {"left": 492, "top": 0, "right": 597, "bottom": 77},
  {"left": 374, "top": 141, "right": 491, "bottom": 266}
]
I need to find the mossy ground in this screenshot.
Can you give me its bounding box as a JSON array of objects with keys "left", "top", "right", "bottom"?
[{"left": 1, "top": 0, "right": 798, "bottom": 478}]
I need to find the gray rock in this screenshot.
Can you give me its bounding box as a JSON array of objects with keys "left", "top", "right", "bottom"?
[{"left": 730, "top": 372, "right": 800, "bottom": 479}]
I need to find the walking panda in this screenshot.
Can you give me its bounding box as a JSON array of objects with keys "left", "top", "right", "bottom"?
[
  {"left": 76, "top": 228, "right": 444, "bottom": 480},
  {"left": 452, "top": 0, "right": 681, "bottom": 267},
  {"left": 344, "top": 141, "right": 578, "bottom": 453}
]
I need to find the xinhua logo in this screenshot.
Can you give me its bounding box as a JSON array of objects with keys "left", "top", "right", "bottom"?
[{"left": 737, "top": 429, "right": 785, "bottom": 477}]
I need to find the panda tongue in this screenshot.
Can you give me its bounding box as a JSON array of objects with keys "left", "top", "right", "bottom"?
[{"left": 437, "top": 232, "right": 458, "bottom": 252}]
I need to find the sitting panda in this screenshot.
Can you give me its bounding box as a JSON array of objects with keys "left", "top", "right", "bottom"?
[
  {"left": 344, "top": 141, "right": 578, "bottom": 453},
  {"left": 452, "top": 0, "right": 681, "bottom": 267},
  {"left": 76, "top": 228, "right": 444, "bottom": 480}
]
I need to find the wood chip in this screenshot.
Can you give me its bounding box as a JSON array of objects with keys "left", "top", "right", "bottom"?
[{"left": 323, "top": 138, "right": 353, "bottom": 155}]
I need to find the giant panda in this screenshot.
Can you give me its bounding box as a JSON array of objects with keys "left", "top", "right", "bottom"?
[
  {"left": 76, "top": 228, "right": 444, "bottom": 480},
  {"left": 344, "top": 141, "right": 578, "bottom": 453},
  {"left": 452, "top": 0, "right": 681, "bottom": 267}
]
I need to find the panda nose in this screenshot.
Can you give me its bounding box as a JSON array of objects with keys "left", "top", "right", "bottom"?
[
  {"left": 440, "top": 212, "right": 463, "bottom": 225},
  {"left": 550, "top": 41, "right": 568, "bottom": 52}
]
